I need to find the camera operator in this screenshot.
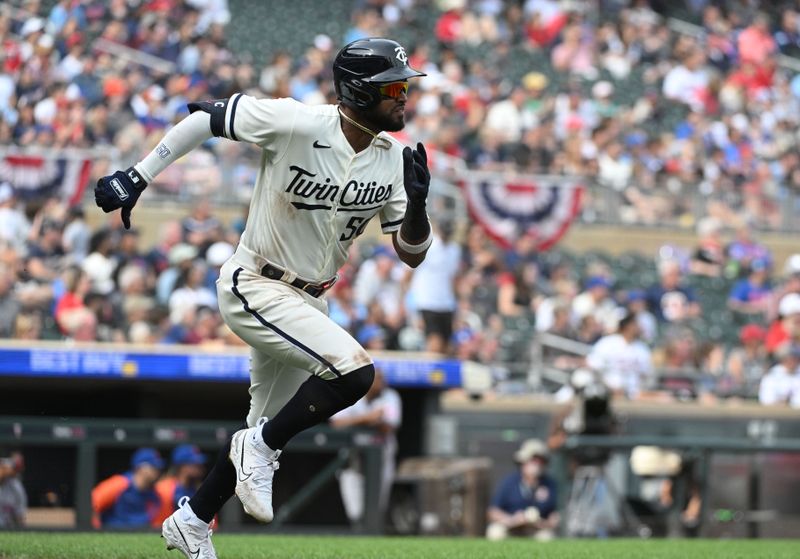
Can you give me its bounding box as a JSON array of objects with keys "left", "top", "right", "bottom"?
[
  {"left": 548, "top": 369, "right": 622, "bottom": 537},
  {"left": 549, "top": 368, "right": 616, "bottom": 462}
]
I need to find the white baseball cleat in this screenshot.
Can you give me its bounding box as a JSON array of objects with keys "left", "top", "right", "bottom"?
[
  {"left": 162, "top": 496, "right": 217, "bottom": 559},
  {"left": 229, "top": 417, "right": 281, "bottom": 523}
]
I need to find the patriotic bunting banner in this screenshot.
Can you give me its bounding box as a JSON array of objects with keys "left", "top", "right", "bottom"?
[
  {"left": 0, "top": 150, "right": 93, "bottom": 206},
  {"left": 461, "top": 173, "right": 583, "bottom": 250}
]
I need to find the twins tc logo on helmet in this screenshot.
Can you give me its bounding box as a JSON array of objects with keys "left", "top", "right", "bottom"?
[{"left": 394, "top": 46, "right": 408, "bottom": 64}]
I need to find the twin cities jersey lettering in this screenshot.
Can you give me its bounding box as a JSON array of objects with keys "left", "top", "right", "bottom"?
[
  {"left": 284, "top": 165, "right": 394, "bottom": 211},
  {"left": 192, "top": 94, "right": 407, "bottom": 282}
]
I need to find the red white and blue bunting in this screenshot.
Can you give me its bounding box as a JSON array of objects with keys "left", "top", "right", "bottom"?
[
  {"left": 461, "top": 173, "right": 583, "bottom": 250},
  {"left": 0, "top": 149, "right": 92, "bottom": 206}
]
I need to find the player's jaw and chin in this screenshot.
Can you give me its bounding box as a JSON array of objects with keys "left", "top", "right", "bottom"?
[{"left": 359, "top": 99, "right": 406, "bottom": 133}]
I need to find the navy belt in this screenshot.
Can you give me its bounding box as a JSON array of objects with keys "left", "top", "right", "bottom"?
[{"left": 260, "top": 263, "right": 337, "bottom": 298}]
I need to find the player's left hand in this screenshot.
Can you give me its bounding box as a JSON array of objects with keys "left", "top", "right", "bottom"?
[
  {"left": 94, "top": 167, "right": 147, "bottom": 230},
  {"left": 402, "top": 142, "right": 430, "bottom": 204}
]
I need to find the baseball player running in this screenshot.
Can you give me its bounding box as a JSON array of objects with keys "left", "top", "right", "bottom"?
[{"left": 95, "top": 38, "right": 431, "bottom": 558}]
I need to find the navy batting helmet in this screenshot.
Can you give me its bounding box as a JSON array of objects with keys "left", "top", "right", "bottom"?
[{"left": 333, "top": 38, "right": 426, "bottom": 110}]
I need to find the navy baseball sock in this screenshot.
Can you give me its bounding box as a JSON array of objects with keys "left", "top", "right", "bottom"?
[
  {"left": 261, "top": 364, "right": 374, "bottom": 450},
  {"left": 189, "top": 433, "right": 238, "bottom": 523}
]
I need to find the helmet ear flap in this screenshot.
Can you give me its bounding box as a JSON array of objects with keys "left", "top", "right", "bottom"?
[{"left": 338, "top": 80, "right": 381, "bottom": 110}]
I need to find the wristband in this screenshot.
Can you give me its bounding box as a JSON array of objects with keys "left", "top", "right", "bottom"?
[
  {"left": 126, "top": 166, "right": 148, "bottom": 191},
  {"left": 396, "top": 230, "right": 432, "bottom": 254}
]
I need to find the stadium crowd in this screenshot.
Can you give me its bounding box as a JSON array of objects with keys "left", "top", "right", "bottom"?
[
  {"left": 4, "top": 0, "right": 800, "bottom": 226},
  {"left": 3, "top": 0, "right": 800, "bottom": 405}
]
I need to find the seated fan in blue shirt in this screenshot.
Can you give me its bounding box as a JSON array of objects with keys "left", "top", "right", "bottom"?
[{"left": 486, "top": 439, "right": 559, "bottom": 540}]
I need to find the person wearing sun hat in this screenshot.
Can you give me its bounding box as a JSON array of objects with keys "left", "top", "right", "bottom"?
[
  {"left": 486, "top": 439, "right": 559, "bottom": 541},
  {"left": 91, "top": 448, "right": 164, "bottom": 528}
]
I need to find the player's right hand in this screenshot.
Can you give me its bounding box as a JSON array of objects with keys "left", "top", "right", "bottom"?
[{"left": 94, "top": 167, "right": 147, "bottom": 230}]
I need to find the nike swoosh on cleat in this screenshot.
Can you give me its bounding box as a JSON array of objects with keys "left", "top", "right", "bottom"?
[
  {"left": 173, "top": 518, "right": 200, "bottom": 559},
  {"left": 238, "top": 436, "right": 253, "bottom": 482},
  {"left": 313, "top": 141, "right": 331, "bottom": 149}
]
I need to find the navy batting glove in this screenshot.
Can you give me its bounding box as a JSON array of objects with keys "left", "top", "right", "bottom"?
[
  {"left": 402, "top": 142, "right": 430, "bottom": 205},
  {"left": 94, "top": 167, "right": 147, "bottom": 230}
]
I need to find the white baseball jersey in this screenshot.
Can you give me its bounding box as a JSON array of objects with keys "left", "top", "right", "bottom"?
[{"left": 213, "top": 94, "right": 408, "bottom": 282}]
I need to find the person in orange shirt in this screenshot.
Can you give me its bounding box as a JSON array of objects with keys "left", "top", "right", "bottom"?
[
  {"left": 92, "top": 448, "right": 163, "bottom": 528},
  {"left": 153, "top": 445, "right": 208, "bottom": 527}
]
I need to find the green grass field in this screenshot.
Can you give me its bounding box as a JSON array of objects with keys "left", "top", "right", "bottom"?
[{"left": 0, "top": 533, "right": 797, "bottom": 559}]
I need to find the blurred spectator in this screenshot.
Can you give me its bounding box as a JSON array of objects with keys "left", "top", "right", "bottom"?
[
  {"left": 646, "top": 260, "right": 700, "bottom": 323},
  {"left": 626, "top": 290, "right": 657, "bottom": 345},
  {"left": 551, "top": 23, "right": 596, "bottom": 78},
  {"left": 147, "top": 221, "right": 184, "bottom": 277},
  {"left": 181, "top": 199, "right": 221, "bottom": 247},
  {"left": 25, "top": 217, "right": 65, "bottom": 283},
  {"left": 690, "top": 217, "right": 725, "bottom": 277},
  {"left": 0, "top": 453, "right": 26, "bottom": 528},
  {"left": 356, "top": 307, "right": 389, "bottom": 351},
  {"left": 485, "top": 87, "right": 529, "bottom": 144},
  {"left": 92, "top": 448, "right": 164, "bottom": 529},
  {"left": 724, "top": 324, "right": 768, "bottom": 398},
  {"left": 328, "top": 278, "right": 367, "bottom": 333},
  {"left": 572, "top": 276, "right": 618, "bottom": 333},
  {"left": 770, "top": 253, "right": 800, "bottom": 318},
  {"left": 116, "top": 264, "right": 155, "bottom": 329},
  {"left": 655, "top": 326, "right": 699, "bottom": 381},
  {"left": 765, "top": 293, "right": 800, "bottom": 354},
  {"left": 354, "top": 246, "right": 405, "bottom": 346},
  {"left": 586, "top": 311, "right": 653, "bottom": 399},
  {"left": 54, "top": 266, "right": 96, "bottom": 341},
  {"left": 486, "top": 439, "right": 558, "bottom": 541},
  {"left": 737, "top": 12, "right": 776, "bottom": 66},
  {"left": 115, "top": 228, "right": 147, "bottom": 272},
  {"left": 773, "top": 9, "right": 800, "bottom": 56},
  {"left": 727, "top": 258, "right": 772, "bottom": 317},
  {"left": 157, "top": 243, "right": 199, "bottom": 305},
  {"left": 82, "top": 230, "right": 117, "bottom": 295},
  {"left": 331, "top": 370, "right": 401, "bottom": 525},
  {"left": 758, "top": 344, "right": 800, "bottom": 406},
  {"left": 497, "top": 262, "right": 539, "bottom": 318},
  {"left": 574, "top": 314, "right": 603, "bottom": 346},
  {"left": 408, "top": 221, "right": 461, "bottom": 354},
  {"left": 662, "top": 48, "right": 709, "bottom": 111},
  {"left": 726, "top": 225, "right": 772, "bottom": 278},
  {"left": 168, "top": 260, "right": 216, "bottom": 325},
  {"left": 0, "top": 184, "right": 29, "bottom": 254},
  {"left": 153, "top": 445, "right": 208, "bottom": 527},
  {"left": 535, "top": 277, "right": 578, "bottom": 333},
  {"left": 204, "top": 241, "right": 234, "bottom": 291},
  {"left": 62, "top": 206, "right": 91, "bottom": 261}
]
